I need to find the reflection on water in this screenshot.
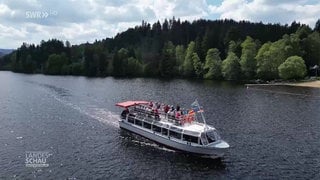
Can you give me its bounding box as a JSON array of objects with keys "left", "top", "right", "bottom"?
[{"left": 0, "top": 71, "right": 319, "bottom": 179}]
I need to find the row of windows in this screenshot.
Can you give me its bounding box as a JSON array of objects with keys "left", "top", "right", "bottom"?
[{"left": 127, "top": 117, "right": 199, "bottom": 144}]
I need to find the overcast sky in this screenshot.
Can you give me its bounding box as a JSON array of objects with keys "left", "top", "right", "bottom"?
[{"left": 0, "top": 0, "right": 319, "bottom": 49}]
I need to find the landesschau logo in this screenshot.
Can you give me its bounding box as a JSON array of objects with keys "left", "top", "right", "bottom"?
[{"left": 25, "top": 151, "right": 52, "bottom": 168}]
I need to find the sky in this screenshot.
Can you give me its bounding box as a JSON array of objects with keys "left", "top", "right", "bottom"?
[{"left": 0, "top": 0, "right": 319, "bottom": 49}]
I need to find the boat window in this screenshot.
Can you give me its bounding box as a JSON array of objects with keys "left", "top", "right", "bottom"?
[
  {"left": 183, "top": 134, "right": 199, "bottom": 144},
  {"left": 169, "top": 126, "right": 183, "bottom": 133},
  {"left": 153, "top": 121, "right": 163, "bottom": 127},
  {"left": 169, "top": 130, "right": 181, "bottom": 140},
  {"left": 162, "top": 124, "right": 170, "bottom": 130},
  {"left": 152, "top": 125, "right": 161, "bottom": 133},
  {"left": 206, "top": 131, "right": 216, "bottom": 143},
  {"left": 135, "top": 119, "right": 142, "bottom": 126},
  {"left": 143, "top": 122, "right": 151, "bottom": 129},
  {"left": 200, "top": 133, "right": 208, "bottom": 145},
  {"left": 162, "top": 128, "right": 168, "bottom": 136},
  {"left": 144, "top": 117, "right": 153, "bottom": 123},
  {"left": 183, "top": 130, "right": 200, "bottom": 137},
  {"left": 128, "top": 116, "right": 134, "bottom": 123}
]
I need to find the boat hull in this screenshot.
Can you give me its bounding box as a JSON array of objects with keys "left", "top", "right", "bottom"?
[{"left": 119, "top": 120, "right": 227, "bottom": 157}]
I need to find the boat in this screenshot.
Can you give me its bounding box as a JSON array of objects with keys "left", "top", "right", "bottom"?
[{"left": 116, "top": 100, "right": 229, "bottom": 157}]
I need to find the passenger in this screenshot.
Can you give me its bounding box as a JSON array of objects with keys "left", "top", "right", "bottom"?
[
  {"left": 149, "top": 101, "right": 153, "bottom": 108},
  {"left": 154, "top": 108, "right": 160, "bottom": 120},
  {"left": 168, "top": 106, "right": 175, "bottom": 119},
  {"left": 181, "top": 108, "right": 185, "bottom": 115},
  {"left": 175, "top": 110, "right": 181, "bottom": 120},
  {"left": 146, "top": 106, "right": 152, "bottom": 117},
  {"left": 164, "top": 104, "right": 170, "bottom": 113},
  {"left": 176, "top": 105, "right": 180, "bottom": 112},
  {"left": 184, "top": 109, "right": 188, "bottom": 115}
]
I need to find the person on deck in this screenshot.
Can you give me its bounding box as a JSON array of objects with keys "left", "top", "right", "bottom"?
[
  {"left": 149, "top": 101, "right": 153, "bottom": 108},
  {"left": 154, "top": 108, "right": 160, "bottom": 120},
  {"left": 175, "top": 110, "right": 181, "bottom": 120},
  {"left": 164, "top": 104, "right": 170, "bottom": 119},
  {"left": 168, "top": 106, "right": 175, "bottom": 119},
  {"left": 164, "top": 104, "right": 170, "bottom": 113}
]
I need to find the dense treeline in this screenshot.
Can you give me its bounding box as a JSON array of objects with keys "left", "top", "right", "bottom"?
[{"left": 1, "top": 18, "right": 320, "bottom": 81}]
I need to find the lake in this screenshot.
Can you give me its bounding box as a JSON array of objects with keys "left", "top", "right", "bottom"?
[{"left": 0, "top": 71, "right": 319, "bottom": 179}]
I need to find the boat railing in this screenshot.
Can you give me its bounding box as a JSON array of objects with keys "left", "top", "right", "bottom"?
[{"left": 131, "top": 106, "right": 184, "bottom": 126}]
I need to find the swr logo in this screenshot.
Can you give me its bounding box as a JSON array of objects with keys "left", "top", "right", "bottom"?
[{"left": 25, "top": 11, "right": 49, "bottom": 19}]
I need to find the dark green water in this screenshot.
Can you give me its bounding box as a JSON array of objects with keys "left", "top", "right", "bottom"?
[{"left": 0, "top": 71, "right": 319, "bottom": 179}]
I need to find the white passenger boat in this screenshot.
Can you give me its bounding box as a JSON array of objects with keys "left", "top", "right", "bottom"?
[{"left": 116, "top": 100, "right": 229, "bottom": 157}]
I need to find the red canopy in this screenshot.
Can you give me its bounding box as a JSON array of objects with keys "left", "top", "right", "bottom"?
[{"left": 116, "top": 100, "right": 149, "bottom": 108}]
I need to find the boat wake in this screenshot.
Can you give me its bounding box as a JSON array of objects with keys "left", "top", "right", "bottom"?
[
  {"left": 51, "top": 94, "right": 119, "bottom": 128},
  {"left": 130, "top": 139, "right": 176, "bottom": 153},
  {"left": 119, "top": 131, "right": 176, "bottom": 153},
  {"left": 32, "top": 81, "right": 119, "bottom": 128}
]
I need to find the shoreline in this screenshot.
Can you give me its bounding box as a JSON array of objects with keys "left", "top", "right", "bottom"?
[
  {"left": 2, "top": 70, "right": 319, "bottom": 88},
  {"left": 246, "top": 80, "right": 320, "bottom": 89},
  {"left": 285, "top": 80, "right": 320, "bottom": 88}
]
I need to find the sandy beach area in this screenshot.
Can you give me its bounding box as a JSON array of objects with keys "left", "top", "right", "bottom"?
[
  {"left": 286, "top": 80, "right": 320, "bottom": 88},
  {"left": 246, "top": 80, "right": 320, "bottom": 89}
]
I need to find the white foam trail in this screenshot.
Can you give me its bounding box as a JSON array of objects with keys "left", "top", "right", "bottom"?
[
  {"left": 49, "top": 93, "right": 119, "bottom": 128},
  {"left": 129, "top": 139, "right": 176, "bottom": 153},
  {"left": 120, "top": 135, "right": 176, "bottom": 153},
  {"left": 89, "top": 108, "right": 119, "bottom": 127}
]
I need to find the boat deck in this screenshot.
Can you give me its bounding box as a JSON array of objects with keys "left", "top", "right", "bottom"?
[{"left": 130, "top": 106, "right": 212, "bottom": 134}]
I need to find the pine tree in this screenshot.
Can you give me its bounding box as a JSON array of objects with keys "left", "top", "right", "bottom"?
[
  {"left": 203, "top": 48, "right": 222, "bottom": 79},
  {"left": 159, "top": 41, "right": 176, "bottom": 77},
  {"left": 192, "top": 53, "right": 203, "bottom": 78},
  {"left": 183, "top": 41, "right": 196, "bottom": 77},
  {"left": 240, "top": 36, "right": 258, "bottom": 79},
  {"left": 222, "top": 52, "right": 241, "bottom": 80}
]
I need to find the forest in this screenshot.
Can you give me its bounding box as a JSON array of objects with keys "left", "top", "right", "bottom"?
[{"left": 1, "top": 18, "right": 320, "bottom": 81}]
